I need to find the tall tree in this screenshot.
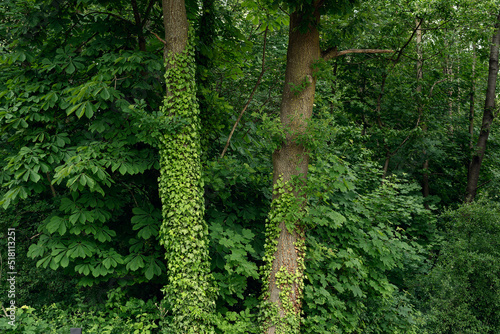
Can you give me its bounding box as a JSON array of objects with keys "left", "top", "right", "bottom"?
[
  {"left": 260, "top": 1, "right": 393, "bottom": 332},
  {"left": 159, "top": 0, "right": 216, "bottom": 332},
  {"left": 465, "top": 12, "right": 500, "bottom": 203},
  {"left": 261, "top": 5, "right": 321, "bottom": 333}
]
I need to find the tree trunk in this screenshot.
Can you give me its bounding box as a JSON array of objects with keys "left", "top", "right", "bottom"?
[
  {"left": 262, "top": 6, "right": 321, "bottom": 334},
  {"left": 415, "top": 18, "right": 430, "bottom": 206},
  {"left": 382, "top": 147, "right": 391, "bottom": 179},
  {"left": 465, "top": 14, "right": 500, "bottom": 203},
  {"left": 446, "top": 53, "right": 454, "bottom": 132},
  {"left": 469, "top": 43, "right": 476, "bottom": 150},
  {"left": 159, "top": 0, "right": 216, "bottom": 332},
  {"left": 131, "top": 0, "right": 147, "bottom": 51}
]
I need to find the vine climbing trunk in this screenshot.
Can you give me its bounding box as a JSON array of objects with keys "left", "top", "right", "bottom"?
[
  {"left": 465, "top": 13, "right": 500, "bottom": 203},
  {"left": 262, "top": 5, "right": 320, "bottom": 334},
  {"left": 158, "top": 0, "right": 216, "bottom": 332}
]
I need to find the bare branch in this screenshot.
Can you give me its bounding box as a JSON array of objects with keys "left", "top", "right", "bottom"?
[
  {"left": 151, "top": 31, "right": 167, "bottom": 45},
  {"left": 322, "top": 47, "right": 394, "bottom": 61},
  {"left": 30, "top": 233, "right": 42, "bottom": 240},
  {"left": 391, "top": 17, "right": 423, "bottom": 64},
  {"left": 429, "top": 78, "right": 447, "bottom": 97},
  {"left": 2, "top": 305, "right": 9, "bottom": 318},
  {"left": 220, "top": 27, "right": 269, "bottom": 159}
]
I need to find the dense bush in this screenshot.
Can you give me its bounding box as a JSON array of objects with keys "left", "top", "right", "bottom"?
[
  {"left": 0, "top": 289, "right": 161, "bottom": 334},
  {"left": 418, "top": 200, "right": 500, "bottom": 333},
  {"left": 302, "top": 153, "right": 431, "bottom": 333}
]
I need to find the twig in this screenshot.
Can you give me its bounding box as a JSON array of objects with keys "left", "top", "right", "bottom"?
[
  {"left": 151, "top": 31, "right": 167, "bottom": 46},
  {"left": 322, "top": 47, "right": 394, "bottom": 61},
  {"left": 128, "top": 186, "right": 139, "bottom": 207},
  {"left": 30, "top": 233, "right": 42, "bottom": 240},
  {"left": 477, "top": 179, "right": 492, "bottom": 190},
  {"left": 429, "top": 79, "right": 447, "bottom": 97},
  {"left": 220, "top": 27, "right": 269, "bottom": 159},
  {"left": 46, "top": 172, "right": 57, "bottom": 198},
  {"left": 1, "top": 305, "right": 9, "bottom": 318}
]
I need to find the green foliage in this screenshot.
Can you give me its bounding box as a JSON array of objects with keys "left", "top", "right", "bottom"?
[
  {"left": 259, "top": 174, "right": 309, "bottom": 333},
  {"left": 157, "top": 27, "right": 216, "bottom": 333},
  {"left": 0, "top": 0, "right": 167, "bottom": 288},
  {"left": 0, "top": 290, "right": 161, "bottom": 334},
  {"left": 203, "top": 154, "right": 271, "bottom": 333},
  {"left": 302, "top": 151, "right": 430, "bottom": 333},
  {"left": 419, "top": 200, "right": 500, "bottom": 333},
  {"left": 1, "top": 1, "right": 499, "bottom": 334}
]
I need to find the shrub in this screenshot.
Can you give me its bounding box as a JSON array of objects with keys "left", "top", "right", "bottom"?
[
  {"left": 0, "top": 289, "right": 161, "bottom": 334},
  {"left": 420, "top": 199, "right": 500, "bottom": 333}
]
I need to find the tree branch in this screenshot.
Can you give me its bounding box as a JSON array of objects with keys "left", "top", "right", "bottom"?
[
  {"left": 429, "top": 78, "right": 447, "bottom": 97},
  {"left": 391, "top": 17, "right": 423, "bottom": 64},
  {"left": 220, "top": 27, "right": 269, "bottom": 159},
  {"left": 151, "top": 31, "right": 167, "bottom": 45},
  {"left": 322, "top": 47, "right": 394, "bottom": 61}
]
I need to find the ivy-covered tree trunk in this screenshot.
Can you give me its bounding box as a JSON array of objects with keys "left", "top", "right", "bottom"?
[
  {"left": 159, "top": 0, "right": 216, "bottom": 332},
  {"left": 465, "top": 13, "right": 500, "bottom": 203},
  {"left": 262, "top": 6, "right": 320, "bottom": 334}
]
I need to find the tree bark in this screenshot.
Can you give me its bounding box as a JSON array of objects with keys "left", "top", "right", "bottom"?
[
  {"left": 131, "top": 0, "right": 146, "bottom": 51},
  {"left": 465, "top": 14, "right": 500, "bottom": 203},
  {"left": 446, "top": 53, "right": 454, "bottom": 132},
  {"left": 262, "top": 6, "right": 321, "bottom": 334},
  {"left": 162, "top": 0, "right": 188, "bottom": 57}
]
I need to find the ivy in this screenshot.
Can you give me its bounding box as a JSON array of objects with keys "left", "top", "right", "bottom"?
[
  {"left": 260, "top": 176, "right": 307, "bottom": 334},
  {"left": 157, "top": 26, "right": 216, "bottom": 333}
]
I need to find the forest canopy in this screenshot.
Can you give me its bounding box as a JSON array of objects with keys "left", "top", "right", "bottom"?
[{"left": 1, "top": 0, "right": 500, "bottom": 333}]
